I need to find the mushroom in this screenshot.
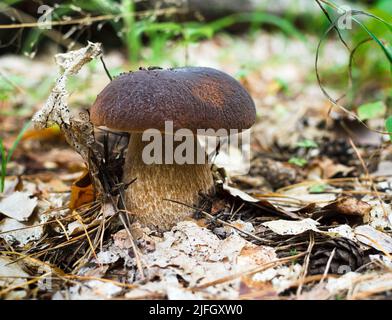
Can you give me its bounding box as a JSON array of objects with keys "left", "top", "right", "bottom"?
[{"left": 90, "top": 67, "right": 255, "bottom": 230}]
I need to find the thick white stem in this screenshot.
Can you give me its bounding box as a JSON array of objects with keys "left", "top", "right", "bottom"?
[{"left": 123, "top": 133, "right": 214, "bottom": 230}]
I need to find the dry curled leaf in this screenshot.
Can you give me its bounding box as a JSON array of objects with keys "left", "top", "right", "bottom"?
[
  {"left": 69, "top": 170, "right": 94, "bottom": 210},
  {"left": 32, "top": 42, "right": 102, "bottom": 129},
  {"left": 326, "top": 197, "right": 371, "bottom": 218},
  {"left": 354, "top": 225, "right": 392, "bottom": 254},
  {"left": 31, "top": 42, "right": 103, "bottom": 192},
  {"left": 313, "top": 197, "right": 371, "bottom": 224}
]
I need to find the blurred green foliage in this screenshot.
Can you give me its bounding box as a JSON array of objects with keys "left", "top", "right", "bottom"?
[
  {"left": 0, "top": 0, "right": 389, "bottom": 116},
  {"left": 0, "top": 121, "right": 30, "bottom": 193},
  {"left": 2, "top": 0, "right": 305, "bottom": 64}
]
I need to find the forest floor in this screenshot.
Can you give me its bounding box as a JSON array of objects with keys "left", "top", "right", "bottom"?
[{"left": 0, "top": 31, "right": 391, "bottom": 300}]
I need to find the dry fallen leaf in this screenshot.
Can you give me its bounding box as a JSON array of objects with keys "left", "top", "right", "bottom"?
[
  {"left": 308, "top": 158, "right": 355, "bottom": 179},
  {"left": 22, "top": 125, "right": 62, "bottom": 142},
  {"left": 354, "top": 225, "right": 392, "bottom": 254},
  {"left": 0, "top": 256, "right": 29, "bottom": 299},
  {"left": 67, "top": 221, "right": 277, "bottom": 300},
  {"left": 262, "top": 218, "right": 320, "bottom": 235},
  {"left": 223, "top": 182, "right": 304, "bottom": 220},
  {"left": 69, "top": 170, "right": 95, "bottom": 210},
  {"left": 0, "top": 217, "right": 44, "bottom": 247},
  {"left": 2, "top": 177, "right": 21, "bottom": 196},
  {"left": 280, "top": 185, "right": 337, "bottom": 204},
  {"left": 53, "top": 280, "right": 123, "bottom": 300},
  {"left": 365, "top": 199, "right": 392, "bottom": 231},
  {"left": 222, "top": 183, "right": 259, "bottom": 202},
  {"left": 325, "top": 271, "right": 392, "bottom": 299},
  {"left": 324, "top": 197, "right": 371, "bottom": 219},
  {"left": 0, "top": 192, "right": 37, "bottom": 221},
  {"left": 250, "top": 263, "right": 303, "bottom": 294}
]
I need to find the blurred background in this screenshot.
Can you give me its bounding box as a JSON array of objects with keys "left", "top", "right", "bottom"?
[
  {"left": 0, "top": 2, "right": 391, "bottom": 299},
  {"left": 0, "top": 0, "right": 390, "bottom": 190}
]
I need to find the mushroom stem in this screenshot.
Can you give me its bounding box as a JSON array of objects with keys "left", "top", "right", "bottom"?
[{"left": 123, "top": 133, "right": 214, "bottom": 230}]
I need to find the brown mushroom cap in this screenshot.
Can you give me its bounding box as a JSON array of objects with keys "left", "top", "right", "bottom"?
[{"left": 90, "top": 67, "right": 256, "bottom": 133}]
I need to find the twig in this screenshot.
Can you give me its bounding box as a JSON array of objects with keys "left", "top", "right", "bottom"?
[
  {"left": 320, "top": 248, "right": 336, "bottom": 284},
  {"left": 296, "top": 232, "right": 315, "bottom": 296},
  {"left": 314, "top": 0, "right": 350, "bottom": 51},
  {"left": 118, "top": 212, "right": 145, "bottom": 280},
  {"left": 100, "top": 57, "right": 112, "bottom": 81},
  {"left": 75, "top": 213, "right": 98, "bottom": 261},
  {"left": 0, "top": 7, "right": 186, "bottom": 29}
]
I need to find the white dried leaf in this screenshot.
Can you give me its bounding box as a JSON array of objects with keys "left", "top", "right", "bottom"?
[
  {"left": 0, "top": 256, "right": 30, "bottom": 300},
  {"left": 54, "top": 280, "right": 122, "bottom": 300},
  {"left": 67, "top": 219, "right": 101, "bottom": 237},
  {"left": 125, "top": 276, "right": 186, "bottom": 300},
  {"left": 327, "top": 225, "right": 356, "bottom": 241},
  {"left": 102, "top": 201, "right": 116, "bottom": 217},
  {"left": 354, "top": 225, "right": 392, "bottom": 253},
  {"left": 222, "top": 219, "right": 255, "bottom": 236},
  {"left": 138, "top": 222, "right": 276, "bottom": 298},
  {"left": 67, "top": 220, "right": 84, "bottom": 235},
  {"left": 212, "top": 144, "right": 250, "bottom": 176},
  {"left": 86, "top": 221, "right": 277, "bottom": 300},
  {"left": 369, "top": 254, "right": 392, "bottom": 268},
  {"left": 324, "top": 271, "right": 392, "bottom": 298},
  {"left": 251, "top": 264, "right": 303, "bottom": 293},
  {"left": 55, "top": 42, "right": 102, "bottom": 75},
  {"left": 31, "top": 43, "right": 102, "bottom": 182},
  {"left": 0, "top": 191, "right": 37, "bottom": 221},
  {"left": 0, "top": 256, "right": 29, "bottom": 294},
  {"left": 2, "top": 178, "right": 19, "bottom": 196},
  {"left": 237, "top": 244, "right": 277, "bottom": 268},
  {"left": 32, "top": 42, "right": 102, "bottom": 129},
  {"left": 354, "top": 273, "right": 392, "bottom": 294},
  {"left": 368, "top": 201, "right": 392, "bottom": 230},
  {"left": 0, "top": 218, "right": 44, "bottom": 246},
  {"left": 326, "top": 272, "right": 360, "bottom": 294},
  {"left": 166, "top": 285, "right": 205, "bottom": 300},
  {"left": 262, "top": 218, "right": 320, "bottom": 235},
  {"left": 96, "top": 250, "right": 120, "bottom": 265},
  {"left": 222, "top": 184, "right": 259, "bottom": 202}
]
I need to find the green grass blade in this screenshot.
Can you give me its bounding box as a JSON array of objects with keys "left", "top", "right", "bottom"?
[
  {"left": 6, "top": 121, "right": 31, "bottom": 163},
  {"left": 208, "top": 12, "right": 305, "bottom": 41},
  {"left": 352, "top": 15, "right": 392, "bottom": 64},
  {"left": 0, "top": 138, "right": 6, "bottom": 193}
]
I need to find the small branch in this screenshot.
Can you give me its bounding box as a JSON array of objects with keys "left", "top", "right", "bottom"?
[{"left": 100, "top": 57, "right": 112, "bottom": 81}]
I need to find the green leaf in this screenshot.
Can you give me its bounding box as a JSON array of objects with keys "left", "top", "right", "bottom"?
[
  {"left": 289, "top": 248, "right": 298, "bottom": 256},
  {"left": 7, "top": 121, "right": 31, "bottom": 163},
  {"left": 288, "top": 157, "right": 307, "bottom": 167},
  {"left": 351, "top": 13, "right": 392, "bottom": 64},
  {"left": 295, "top": 139, "right": 318, "bottom": 149},
  {"left": 357, "top": 101, "right": 386, "bottom": 120},
  {"left": 385, "top": 116, "right": 392, "bottom": 141},
  {"left": 309, "top": 184, "right": 328, "bottom": 193},
  {"left": 0, "top": 121, "right": 30, "bottom": 193},
  {"left": 235, "top": 68, "right": 250, "bottom": 80}
]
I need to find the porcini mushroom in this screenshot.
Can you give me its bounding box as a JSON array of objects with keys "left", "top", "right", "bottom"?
[{"left": 90, "top": 67, "right": 255, "bottom": 230}]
